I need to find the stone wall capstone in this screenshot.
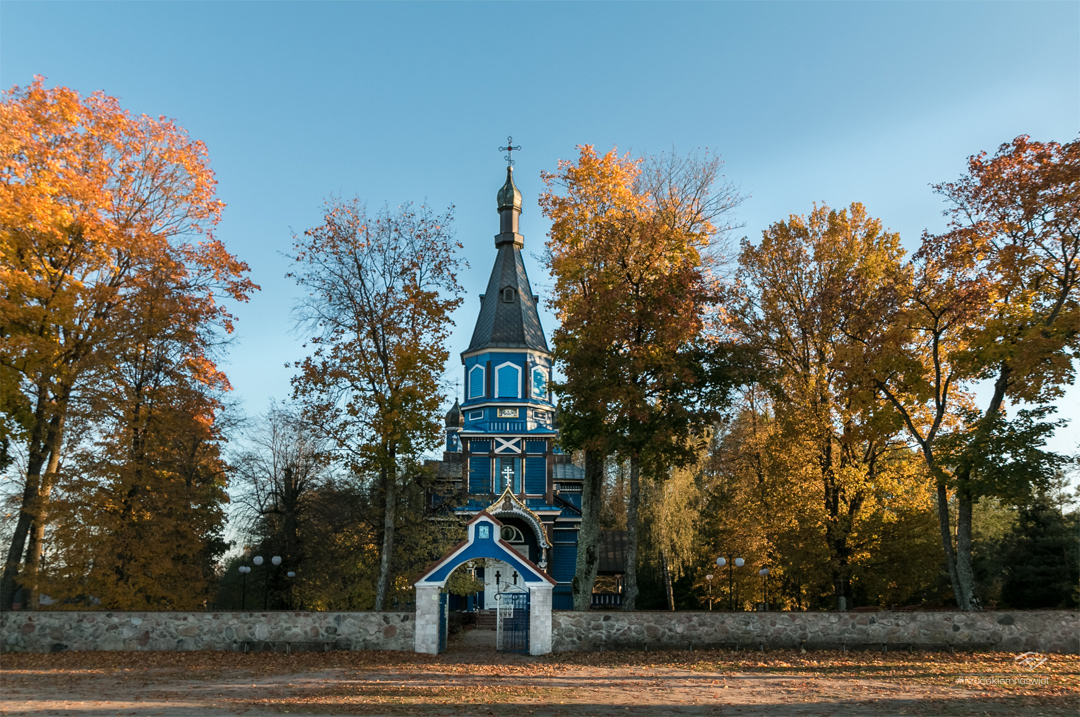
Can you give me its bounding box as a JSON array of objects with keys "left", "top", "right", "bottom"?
[
  {"left": 1, "top": 611, "right": 414, "bottom": 653},
  {"left": 551, "top": 610, "right": 1079, "bottom": 654}
]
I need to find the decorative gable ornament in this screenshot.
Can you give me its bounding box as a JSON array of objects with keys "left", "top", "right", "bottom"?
[
  {"left": 486, "top": 485, "right": 551, "bottom": 558},
  {"left": 414, "top": 511, "right": 554, "bottom": 588}
]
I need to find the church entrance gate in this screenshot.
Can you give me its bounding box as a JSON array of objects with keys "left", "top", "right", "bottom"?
[
  {"left": 414, "top": 512, "right": 554, "bottom": 655},
  {"left": 495, "top": 589, "right": 530, "bottom": 653}
]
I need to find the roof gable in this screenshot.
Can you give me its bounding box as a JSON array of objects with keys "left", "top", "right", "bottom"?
[{"left": 414, "top": 511, "right": 555, "bottom": 587}]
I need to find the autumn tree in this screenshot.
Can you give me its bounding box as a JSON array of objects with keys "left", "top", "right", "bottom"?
[
  {"left": 697, "top": 386, "right": 942, "bottom": 611},
  {"left": 0, "top": 78, "right": 254, "bottom": 609},
  {"left": 540, "top": 146, "right": 743, "bottom": 609},
  {"left": 845, "top": 136, "right": 1079, "bottom": 609},
  {"left": 289, "top": 199, "right": 463, "bottom": 610},
  {"left": 43, "top": 318, "right": 234, "bottom": 610},
  {"left": 732, "top": 203, "right": 914, "bottom": 608},
  {"left": 641, "top": 448, "right": 705, "bottom": 611}
]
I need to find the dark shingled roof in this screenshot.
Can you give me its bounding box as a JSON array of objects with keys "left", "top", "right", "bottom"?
[
  {"left": 424, "top": 454, "right": 464, "bottom": 480},
  {"left": 465, "top": 243, "right": 549, "bottom": 353}
]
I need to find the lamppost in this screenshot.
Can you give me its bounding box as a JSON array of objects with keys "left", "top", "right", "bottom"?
[
  {"left": 253, "top": 555, "right": 283, "bottom": 610},
  {"left": 716, "top": 555, "right": 745, "bottom": 611},
  {"left": 759, "top": 567, "right": 770, "bottom": 611},
  {"left": 705, "top": 574, "right": 714, "bottom": 611},
  {"left": 238, "top": 565, "right": 251, "bottom": 610}
]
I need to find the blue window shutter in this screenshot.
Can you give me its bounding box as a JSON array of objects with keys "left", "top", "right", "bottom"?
[
  {"left": 469, "top": 457, "right": 490, "bottom": 494},
  {"left": 525, "top": 457, "right": 546, "bottom": 494},
  {"left": 469, "top": 366, "right": 484, "bottom": 398},
  {"left": 496, "top": 365, "right": 519, "bottom": 397}
]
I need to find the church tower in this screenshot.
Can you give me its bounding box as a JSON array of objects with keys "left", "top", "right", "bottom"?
[{"left": 433, "top": 149, "right": 583, "bottom": 611}]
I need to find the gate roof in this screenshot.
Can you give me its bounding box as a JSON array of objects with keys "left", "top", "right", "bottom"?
[{"left": 414, "top": 512, "right": 555, "bottom": 588}]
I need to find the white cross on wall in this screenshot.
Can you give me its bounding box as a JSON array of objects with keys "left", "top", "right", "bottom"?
[{"left": 502, "top": 465, "right": 514, "bottom": 488}]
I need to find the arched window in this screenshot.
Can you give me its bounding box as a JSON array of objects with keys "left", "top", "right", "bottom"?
[
  {"left": 501, "top": 286, "right": 516, "bottom": 303},
  {"left": 501, "top": 525, "right": 525, "bottom": 543},
  {"left": 495, "top": 362, "right": 520, "bottom": 398},
  {"left": 468, "top": 365, "right": 485, "bottom": 399}
]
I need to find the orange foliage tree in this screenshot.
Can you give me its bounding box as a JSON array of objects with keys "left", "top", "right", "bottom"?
[
  {"left": 541, "top": 146, "right": 742, "bottom": 609},
  {"left": 0, "top": 78, "right": 255, "bottom": 609},
  {"left": 844, "top": 136, "right": 1079, "bottom": 609}
]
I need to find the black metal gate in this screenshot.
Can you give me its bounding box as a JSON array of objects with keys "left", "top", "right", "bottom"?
[
  {"left": 495, "top": 590, "right": 529, "bottom": 653},
  {"left": 438, "top": 592, "right": 448, "bottom": 653}
]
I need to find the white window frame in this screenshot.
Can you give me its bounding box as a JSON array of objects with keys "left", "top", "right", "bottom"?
[
  {"left": 494, "top": 361, "right": 521, "bottom": 398},
  {"left": 468, "top": 410, "right": 484, "bottom": 421},
  {"left": 531, "top": 366, "right": 548, "bottom": 398},
  {"left": 468, "top": 365, "right": 485, "bottom": 399}
]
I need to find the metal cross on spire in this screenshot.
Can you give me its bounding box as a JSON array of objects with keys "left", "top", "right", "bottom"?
[{"left": 499, "top": 135, "right": 521, "bottom": 167}]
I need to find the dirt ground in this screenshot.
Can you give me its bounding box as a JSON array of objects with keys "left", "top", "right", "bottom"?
[{"left": 2, "top": 635, "right": 1078, "bottom": 716}]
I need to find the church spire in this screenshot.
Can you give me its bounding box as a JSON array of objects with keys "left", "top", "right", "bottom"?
[
  {"left": 463, "top": 140, "right": 549, "bottom": 355},
  {"left": 496, "top": 136, "right": 523, "bottom": 247}
]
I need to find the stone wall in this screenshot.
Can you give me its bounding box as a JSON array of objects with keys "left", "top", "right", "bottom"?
[
  {"left": 1, "top": 611, "right": 414, "bottom": 653},
  {"left": 552, "top": 610, "right": 1079, "bottom": 654},
  {"left": 5, "top": 609, "right": 1077, "bottom": 654}
]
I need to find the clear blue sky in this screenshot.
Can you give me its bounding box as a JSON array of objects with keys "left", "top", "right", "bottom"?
[{"left": 2, "top": 1, "right": 1078, "bottom": 457}]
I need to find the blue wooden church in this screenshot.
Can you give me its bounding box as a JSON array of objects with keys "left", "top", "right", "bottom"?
[{"left": 429, "top": 161, "right": 585, "bottom": 611}]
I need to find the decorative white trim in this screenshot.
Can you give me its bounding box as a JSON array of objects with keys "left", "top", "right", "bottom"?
[
  {"left": 461, "top": 348, "right": 553, "bottom": 359},
  {"left": 486, "top": 487, "right": 551, "bottom": 551},
  {"left": 494, "top": 437, "right": 520, "bottom": 454},
  {"left": 494, "top": 361, "right": 521, "bottom": 398},
  {"left": 467, "top": 409, "right": 484, "bottom": 421},
  {"left": 468, "top": 365, "right": 485, "bottom": 399},
  {"left": 457, "top": 401, "right": 548, "bottom": 411}
]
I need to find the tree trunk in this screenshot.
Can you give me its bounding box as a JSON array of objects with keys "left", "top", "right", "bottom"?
[
  {"left": 946, "top": 362, "right": 1011, "bottom": 611},
  {"left": 954, "top": 484, "right": 975, "bottom": 610},
  {"left": 819, "top": 439, "right": 849, "bottom": 609},
  {"left": 1, "top": 403, "right": 64, "bottom": 610},
  {"left": 660, "top": 550, "right": 674, "bottom": 611},
  {"left": 622, "top": 453, "right": 640, "bottom": 611},
  {"left": 572, "top": 450, "right": 604, "bottom": 611},
  {"left": 934, "top": 478, "right": 962, "bottom": 605},
  {"left": 23, "top": 445, "right": 61, "bottom": 611},
  {"left": 374, "top": 451, "right": 397, "bottom": 611},
  {"left": 1, "top": 471, "right": 41, "bottom": 609}
]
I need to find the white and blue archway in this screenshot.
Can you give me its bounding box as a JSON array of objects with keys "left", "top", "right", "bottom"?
[{"left": 414, "top": 511, "right": 554, "bottom": 655}]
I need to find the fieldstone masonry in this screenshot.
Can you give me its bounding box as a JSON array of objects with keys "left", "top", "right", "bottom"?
[
  {"left": 1, "top": 611, "right": 414, "bottom": 653},
  {"left": 3, "top": 609, "right": 1076, "bottom": 654},
  {"left": 552, "top": 610, "right": 1079, "bottom": 654}
]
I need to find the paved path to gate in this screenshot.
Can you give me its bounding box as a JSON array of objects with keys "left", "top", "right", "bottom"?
[{"left": 3, "top": 638, "right": 1078, "bottom": 715}]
